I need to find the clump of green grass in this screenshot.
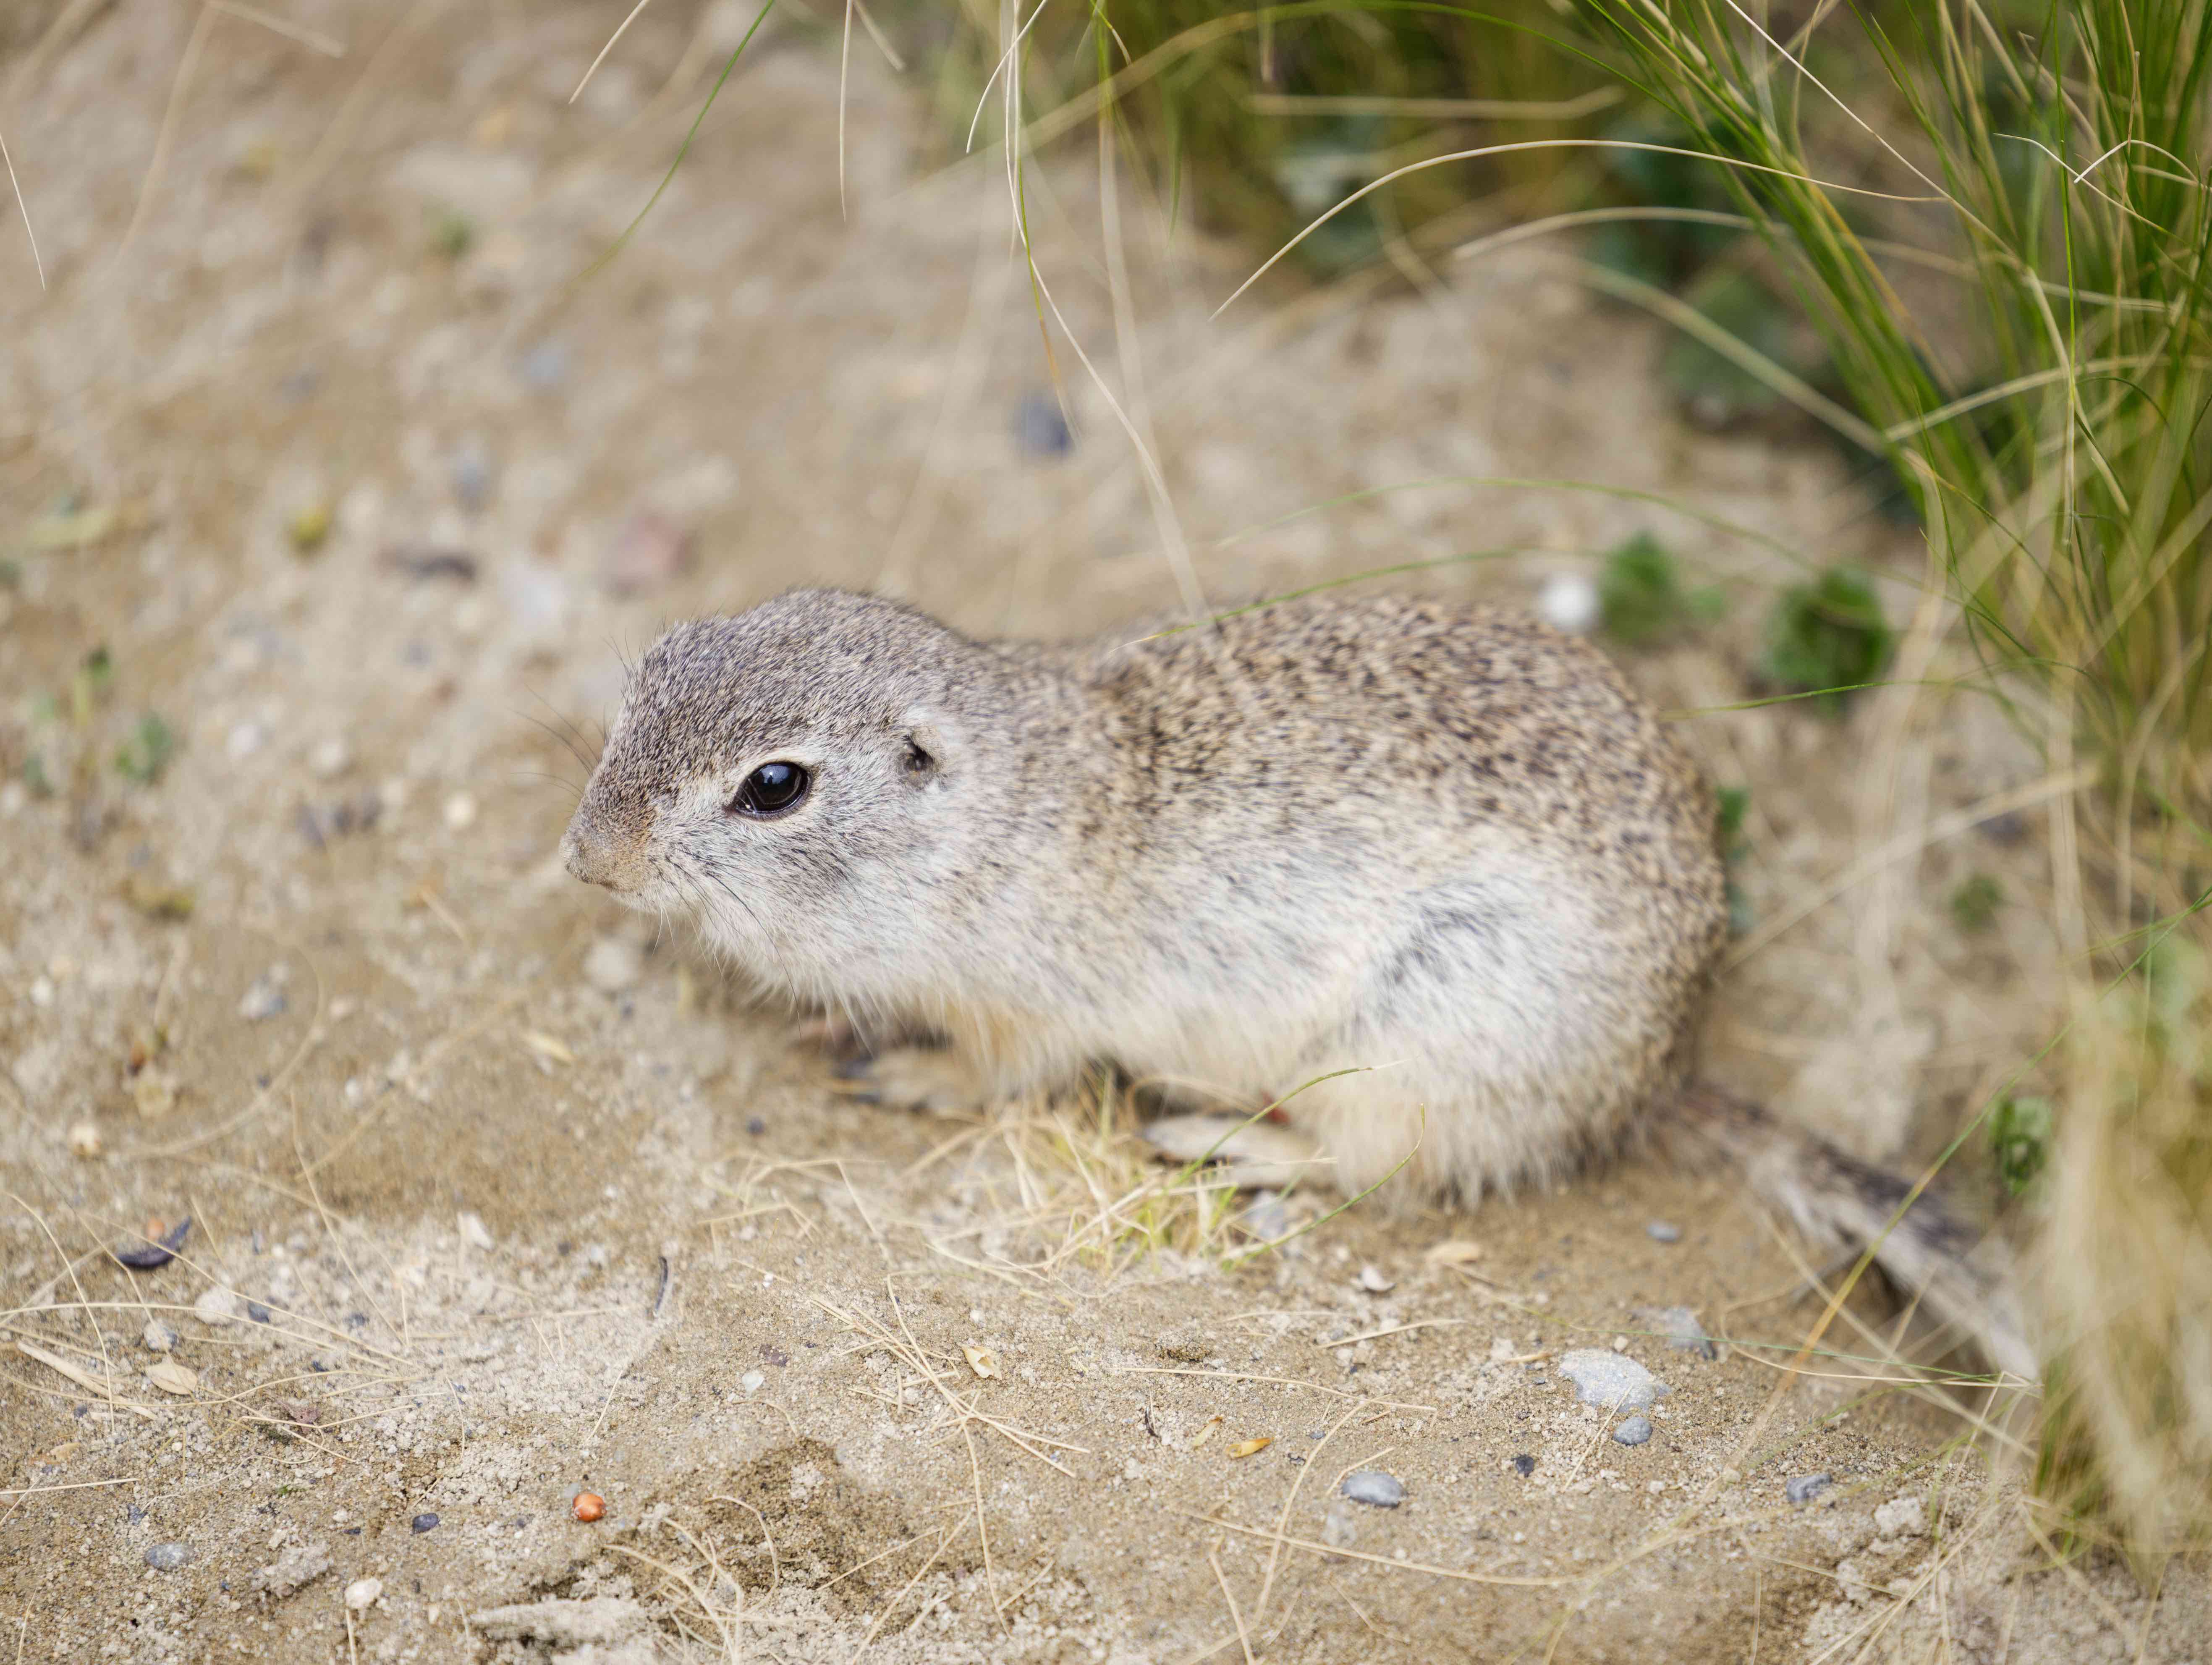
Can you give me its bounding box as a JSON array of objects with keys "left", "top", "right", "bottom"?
[
  {"left": 113, "top": 713, "right": 175, "bottom": 785},
  {"left": 1951, "top": 872, "right": 2005, "bottom": 934},
  {"left": 1586, "top": 0, "right": 2212, "bottom": 1555},
  {"left": 1715, "top": 783, "right": 1754, "bottom": 936},
  {"left": 1989, "top": 1092, "right": 2052, "bottom": 1196},
  {"left": 1598, "top": 531, "right": 1725, "bottom": 647},
  {"left": 428, "top": 206, "right": 474, "bottom": 261},
  {"left": 1760, "top": 566, "right": 1893, "bottom": 716},
  {"left": 900, "top": 0, "right": 1617, "bottom": 266}
]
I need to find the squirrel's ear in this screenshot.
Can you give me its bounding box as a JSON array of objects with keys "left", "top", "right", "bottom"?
[{"left": 900, "top": 718, "right": 950, "bottom": 780}]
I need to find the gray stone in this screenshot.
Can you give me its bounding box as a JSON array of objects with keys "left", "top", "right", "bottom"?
[
  {"left": 238, "top": 967, "right": 289, "bottom": 1022},
  {"left": 1646, "top": 1305, "right": 1717, "bottom": 1359},
  {"left": 1340, "top": 1470, "right": 1406, "bottom": 1508},
  {"left": 452, "top": 442, "right": 495, "bottom": 512},
  {"left": 1557, "top": 1348, "right": 1671, "bottom": 1410},
  {"left": 519, "top": 342, "right": 570, "bottom": 390},
  {"left": 1647, "top": 1220, "right": 1683, "bottom": 1243},
  {"left": 1612, "top": 1415, "right": 1653, "bottom": 1446},
  {"left": 1014, "top": 392, "right": 1072, "bottom": 458},
  {"left": 1786, "top": 1473, "right": 1832, "bottom": 1505},
  {"left": 144, "top": 1543, "right": 192, "bottom": 1571}
]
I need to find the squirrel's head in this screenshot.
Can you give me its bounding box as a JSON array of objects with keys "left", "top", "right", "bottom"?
[{"left": 563, "top": 589, "right": 999, "bottom": 994}]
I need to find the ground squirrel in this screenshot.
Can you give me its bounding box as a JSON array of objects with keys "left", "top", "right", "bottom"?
[{"left": 564, "top": 587, "right": 2031, "bottom": 1376}]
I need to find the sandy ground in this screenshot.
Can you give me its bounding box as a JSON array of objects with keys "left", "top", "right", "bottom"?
[{"left": 2, "top": 2, "right": 2206, "bottom": 1659}]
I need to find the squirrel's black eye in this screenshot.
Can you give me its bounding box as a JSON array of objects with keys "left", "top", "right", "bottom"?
[{"left": 730, "top": 761, "right": 810, "bottom": 818}]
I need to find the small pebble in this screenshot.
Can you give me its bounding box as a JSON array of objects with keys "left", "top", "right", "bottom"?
[
  {"left": 519, "top": 340, "right": 569, "bottom": 390},
  {"left": 759, "top": 1344, "right": 790, "bottom": 1367},
  {"left": 1340, "top": 1471, "right": 1406, "bottom": 1508},
  {"left": 745, "top": 1115, "right": 767, "bottom": 1137},
  {"left": 238, "top": 966, "right": 289, "bottom": 1022},
  {"left": 246, "top": 1302, "right": 272, "bottom": 1324},
  {"left": 572, "top": 1492, "right": 606, "bottom": 1523},
  {"left": 458, "top": 1211, "right": 495, "bottom": 1252},
  {"left": 344, "top": 1576, "right": 382, "bottom": 1610},
  {"left": 1612, "top": 1415, "right": 1654, "bottom": 1446},
  {"left": 1013, "top": 391, "right": 1073, "bottom": 458},
  {"left": 385, "top": 546, "right": 479, "bottom": 584},
  {"left": 1241, "top": 1189, "right": 1290, "bottom": 1241},
  {"left": 1537, "top": 571, "right": 1600, "bottom": 636},
  {"left": 739, "top": 1370, "right": 765, "bottom": 1395},
  {"left": 1512, "top": 1454, "right": 1536, "bottom": 1477},
  {"left": 67, "top": 1120, "right": 103, "bottom": 1159},
  {"left": 584, "top": 937, "right": 641, "bottom": 994},
  {"left": 309, "top": 737, "right": 353, "bottom": 780},
  {"left": 144, "top": 1543, "right": 192, "bottom": 1571},
  {"left": 226, "top": 720, "right": 267, "bottom": 762},
  {"left": 1786, "top": 1473, "right": 1832, "bottom": 1505},
  {"left": 1557, "top": 1348, "right": 1671, "bottom": 1410},
  {"left": 1647, "top": 1221, "right": 1683, "bottom": 1243},
  {"left": 411, "top": 1513, "right": 440, "bottom": 1534},
  {"left": 1355, "top": 1264, "right": 1395, "bottom": 1293},
  {"left": 442, "top": 791, "right": 478, "bottom": 832},
  {"left": 1648, "top": 1305, "right": 1718, "bottom": 1359},
  {"left": 142, "top": 1320, "right": 180, "bottom": 1353},
  {"left": 195, "top": 1288, "right": 245, "bottom": 1326},
  {"left": 451, "top": 442, "right": 495, "bottom": 512}
]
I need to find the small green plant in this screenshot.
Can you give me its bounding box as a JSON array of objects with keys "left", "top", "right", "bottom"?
[
  {"left": 287, "top": 501, "right": 332, "bottom": 555},
  {"left": 1599, "top": 532, "right": 1726, "bottom": 648},
  {"left": 71, "top": 644, "right": 113, "bottom": 725},
  {"left": 1716, "top": 785, "right": 1749, "bottom": 850},
  {"left": 114, "top": 714, "right": 175, "bottom": 785},
  {"left": 1951, "top": 873, "right": 2004, "bottom": 934},
  {"left": 429, "top": 206, "right": 474, "bottom": 260},
  {"left": 1990, "top": 1093, "right": 2053, "bottom": 1198},
  {"left": 1715, "top": 784, "right": 1753, "bottom": 936},
  {"left": 1761, "top": 566, "right": 1892, "bottom": 716}
]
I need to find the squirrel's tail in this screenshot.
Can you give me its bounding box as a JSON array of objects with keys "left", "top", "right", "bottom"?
[{"left": 1660, "top": 1081, "right": 2037, "bottom": 1382}]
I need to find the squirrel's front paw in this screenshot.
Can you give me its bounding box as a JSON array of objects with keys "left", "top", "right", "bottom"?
[{"left": 828, "top": 1045, "right": 985, "bottom": 1115}]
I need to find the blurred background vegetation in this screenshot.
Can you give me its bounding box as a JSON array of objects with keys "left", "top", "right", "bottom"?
[{"left": 885, "top": 0, "right": 2212, "bottom": 1566}]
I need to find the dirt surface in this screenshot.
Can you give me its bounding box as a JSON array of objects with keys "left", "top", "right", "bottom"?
[{"left": 3, "top": 3, "right": 2205, "bottom": 1660}]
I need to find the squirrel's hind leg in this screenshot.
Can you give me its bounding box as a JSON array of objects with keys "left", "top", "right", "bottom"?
[
  {"left": 827, "top": 1043, "right": 990, "bottom": 1115},
  {"left": 1140, "top": 1115, "right": 1333, "bottom": 1191}
]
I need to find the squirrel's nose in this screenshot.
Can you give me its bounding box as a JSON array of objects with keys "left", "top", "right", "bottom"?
[{"left": 562, "top": 821, "right": 621, "bottom": 889}]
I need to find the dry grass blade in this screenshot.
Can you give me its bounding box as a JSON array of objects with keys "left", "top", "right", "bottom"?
[
  {"left": 1204, "top": 1548, "right": 1256, "bottom": 1665},
  {"left": 0, "top": 124, "right": 44, "bottom": 290},
  {"left": 570, "top": 0, "right": 656, "bottom": 104}
]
